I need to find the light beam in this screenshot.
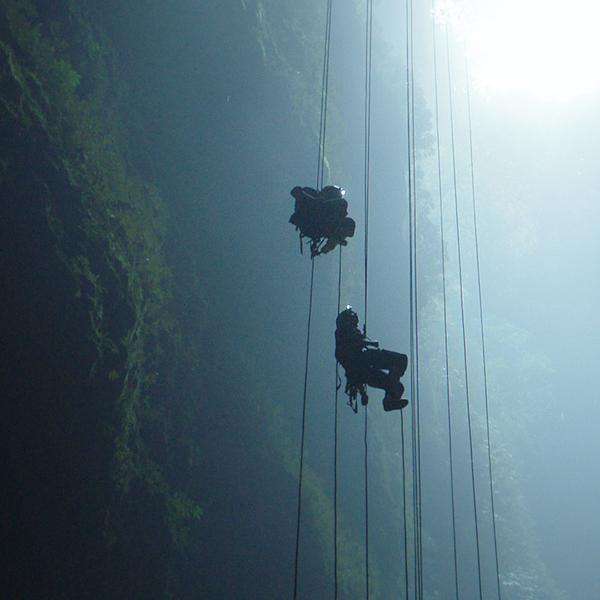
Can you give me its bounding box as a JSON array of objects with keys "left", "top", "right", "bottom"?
[{"left": 437, "top": 0, "right": 600, "bottom": 102}]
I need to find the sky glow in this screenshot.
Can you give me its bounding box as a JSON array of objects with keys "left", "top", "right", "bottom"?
[{"left": 438, "top": 0, "right": 600, "bottom": 101}]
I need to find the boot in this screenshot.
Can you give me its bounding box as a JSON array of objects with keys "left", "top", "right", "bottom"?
[{"left": 383, "top": 392, "right": 408, "bottom": 412}]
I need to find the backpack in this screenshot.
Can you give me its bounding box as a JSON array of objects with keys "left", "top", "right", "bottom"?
[{"left": 289, "top": 188, "right": 348, "bottom": 254}]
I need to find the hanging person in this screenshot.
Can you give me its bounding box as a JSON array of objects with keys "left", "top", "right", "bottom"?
[
  {"left": 335, "top": 306, "right": 408, "bottom": 412},
  {"left": 288, "top": 185, "right": 356, "bottom": 257}
]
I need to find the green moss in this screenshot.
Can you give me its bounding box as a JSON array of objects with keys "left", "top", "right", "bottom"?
[
  {"left": 167, "top": 492, "right": 204, "bottom": 548},
  {"left": 0, "top": 0, "right": 201, "bottom": 554}
]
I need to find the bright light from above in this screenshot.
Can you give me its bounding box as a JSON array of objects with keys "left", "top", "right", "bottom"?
[{"left": 438, "top": 0, "right": 600, "bottom": 102}]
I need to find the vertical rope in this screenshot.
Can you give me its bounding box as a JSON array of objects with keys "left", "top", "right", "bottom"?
[
  {"left": 293, "top": 258, "right": 316, "bottom": 600},
  {"left": 294, "top": 3, "right": 333, "bottom": 587},
  {"left": 464, "top": 57, "right": 502, "bottom": 600},
  {"left": 409, "top": 0, "right": 424, "bottom": 595},
  {"left": 363, "top": 0, "right": 373, "bottom": 331},
  {"left": 445, "top": 27, "right": 483, "bottom": 600},
  {"left": 363, "top": 2, "right": 373, "bottom": 597},
  {"left": 405, "top": 0, "right": 423, "bottom": 596},
  {"left": 334, "top": 246, "right": 342, "bottom": 600},
  {"left": 317, "top": 0, "right": 334, "bottom": 188},
  {"left": 432, "top": 10, "right": 459, "bottom": 600},
  {"left": 404, "top": 0, "right": 415, "bottom": 594},
  {"left": 401, "top": 411, "right": 409, "bottom": 600},
  {"left": 364, "top": 406, "right": 370, "bottom": 600}
]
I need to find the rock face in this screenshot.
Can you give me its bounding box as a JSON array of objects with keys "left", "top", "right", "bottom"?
[
  {"left": 2, "top": 116, "right": 109, "bottom": 598},
  {"left": 0, "top": 3, "right": 199, "bottom": 597}
]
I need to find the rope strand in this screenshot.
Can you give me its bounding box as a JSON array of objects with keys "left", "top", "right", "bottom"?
[
  {"left": 405, "top": 0, "right": 423, "bottom": 595},
  {"left": 363, "top": 2, "right": 373, "bottom": 598},
  {"left": 293, "top": 258, "right": 317, "bottom": 600},
  {"left": 334, "top": 245, "right": 342, "bottom": 600},
  {"left": 409, "top": 0, "right": 424, "bottom": 593},
  {"left": 445, "top": 27, "right": 483, "bottom": 600},
  {"left": 464, "top": 56, "right": 502, "bottom": 600},
  {"left": 364, "top": 407, "right": 370, "bottom": 600},
  {"left": 363, "top": 0, "right": 373, "bottom": 331},
  {"left": 317, "top": 0, "right": 334, "bottom": 188},
  {"left": 295, "top": 2, "right": 334, "bottom": 594},
  {"left": 401, "top": 411, "right": 409, "bottom": 600},
  {"left": 432, "top": 10, "right": 459, "bottom": 599}
]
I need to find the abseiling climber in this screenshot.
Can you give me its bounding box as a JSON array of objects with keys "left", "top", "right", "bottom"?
[
  {"left": 289, "top": 185, "right": 356, "bottom": 257},
  {"left": 335, "top": 307, "right": 408, "bottom": 412}
]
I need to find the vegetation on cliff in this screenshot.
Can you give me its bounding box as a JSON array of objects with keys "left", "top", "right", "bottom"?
[{"left": 0, "top": 0, "right": 202, "bottom": 577}]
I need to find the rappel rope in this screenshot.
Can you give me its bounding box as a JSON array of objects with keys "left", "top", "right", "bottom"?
[
  {"left": 317, "top": 0, "right": 333, "bottom": 190},
  {"left": 405, "top": 0, "right": 424, "bottom": 596},
  {"left": 464, "top": 55, "right": 503, "bottom": 600},
  {"left": 431, "top": 8, "right": 459, "bottom": 600},
  {"left": 363, "top": 0, "right": 374, "bottom": 597},
  {"left": 292, "top": 258, "right": 316, "bottom": 600},
  {"left": 445, "top": 27, "right": 483, "bottom": 600},
  {"left": 293, "top": 0, "right": 334, "bottom": 597},
  {"left": 363, "top": 0, "right": 373, "bottom": 333},
  {"left": 401, "top": 410, "right": 410, "bottom": 600},
  {"left": 334, "top": 245, "right": 342, "bottom": 600}
]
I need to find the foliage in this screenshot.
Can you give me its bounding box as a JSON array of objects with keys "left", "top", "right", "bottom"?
[{"left": 0, "top": 0, "right": 202, "bottom": 560}]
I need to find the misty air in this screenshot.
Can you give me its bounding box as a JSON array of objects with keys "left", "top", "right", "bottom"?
[{"left": 2, "top": 1, "right": 598, "bottom": 599}]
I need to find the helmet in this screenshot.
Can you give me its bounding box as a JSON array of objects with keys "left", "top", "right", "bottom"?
[
  {"left": 336, "top": 306, "right": 359, "bottom": 330},
  {"left": 321, "top": 185, "right": 346, "bottom": 200}
]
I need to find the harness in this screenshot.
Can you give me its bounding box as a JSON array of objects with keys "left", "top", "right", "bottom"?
[
  {"left": 297, "top": 232, "right": 328, "bottom": 257},
  {"left": 290, "top": 189, "right": 348, "bottom": 257},
  {"left": 344, "top": 380, "right": 368, "bottom": 413}
]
